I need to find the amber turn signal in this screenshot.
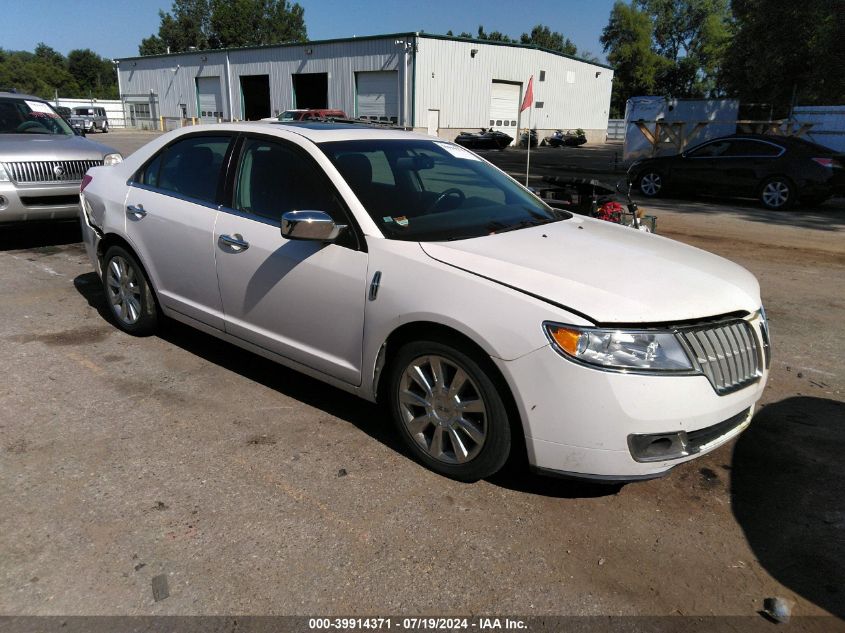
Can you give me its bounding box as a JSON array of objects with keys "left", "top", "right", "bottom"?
[{"left": 548, "top": 325, "right": 582, "bottom": 356}]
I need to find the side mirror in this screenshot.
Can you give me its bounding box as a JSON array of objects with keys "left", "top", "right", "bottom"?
[{"left": 281, "top": 210, "right": 346, "bottom": 242}]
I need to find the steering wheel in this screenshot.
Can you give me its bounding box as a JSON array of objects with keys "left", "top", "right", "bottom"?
[
  {"left": 428, "top": 187, "right": 465, "bottom": 213},
  {"left": 16, "top": 120, "right": 46, "bottom": 132}
]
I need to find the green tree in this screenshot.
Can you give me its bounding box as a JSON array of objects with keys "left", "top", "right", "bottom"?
[
  {"left": 0, "top": 48, "right": 80, "bottom": 99},
  {"left": 601, "top": 2, "right": 667, "bottom": 116},
  {"left": 720, "top": 0, "right": 844, "bottom": 114},
  {"left": 67, "top": 49, "right": 117, "bottom": 97},
  {"left": 634, "top": 0, "right": 730, "bottom": 97},
  {"left": 139, "top": 0, "right": 306, "bottom": 54},
  {"left": 520, "top": 25, "right": 577, "bottom": 56},
  {"left": 476, "top": 25, "right": 515, "bottom": 43}
]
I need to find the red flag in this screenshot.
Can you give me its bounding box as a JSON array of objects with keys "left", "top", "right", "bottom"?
[{"left": 520, "top": 75, "right": 534, "bottom": 112}]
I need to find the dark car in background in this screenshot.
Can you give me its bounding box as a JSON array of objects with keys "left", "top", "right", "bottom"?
[{"left": 628, "top": 134, "right": 845, "bottom": 209}]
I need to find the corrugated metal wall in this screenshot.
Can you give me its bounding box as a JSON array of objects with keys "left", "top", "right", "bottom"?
[
  {"left": 413, "top": 37, "right": 613, "bottom": 132},
  {"left": 117, "top": 35, "right": 612, "bottom": 134},
  {"left": 117, "top": 37, "right": 411, "bottom": 123}
]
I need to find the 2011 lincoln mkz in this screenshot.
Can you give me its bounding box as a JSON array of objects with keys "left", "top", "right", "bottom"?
[{"left": 78, "top": 122, "right": 771, "bottom": 482}]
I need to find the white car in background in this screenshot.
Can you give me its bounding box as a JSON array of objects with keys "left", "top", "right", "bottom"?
[{"left": 78, "top": 122, "right": 771, "bottom": 482}]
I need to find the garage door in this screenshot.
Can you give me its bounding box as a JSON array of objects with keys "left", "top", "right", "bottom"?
[
  {"left": 196, "top": 76, "right": 223, "bottom": 122},
  {"left": 356, "top": 71, "right": 398, "bottom": 122},
  {"left": 489, "top": 81, "right": 520, "bottom": 142}
]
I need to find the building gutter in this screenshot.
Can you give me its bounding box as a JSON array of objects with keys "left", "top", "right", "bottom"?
[
  {"left": 411, "top": 33, "right": 417, "bottom": 128},
  {"left": 225, "top": 51, "right": 234, "bottom": 121}
]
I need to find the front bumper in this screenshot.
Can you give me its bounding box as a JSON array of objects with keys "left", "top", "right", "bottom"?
[
  {"left": 0, "top": 181, "right": 82, "bottom": 223},
  {"left": 496, "top": 321, "right": 768, "bottom": 480}
]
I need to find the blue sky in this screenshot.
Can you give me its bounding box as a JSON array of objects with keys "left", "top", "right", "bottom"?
[{"left": 2, "top": 0, "right": 617, "bottom": 61}]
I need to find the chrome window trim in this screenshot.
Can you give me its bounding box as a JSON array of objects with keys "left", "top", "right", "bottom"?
[
  {"left": 686, "top": 138, "right": 785, "bottom": 159},
  {"left": 217, "top": 204, "right": 280, "bottom": 228},
  {"left": 128, "top": 182, "right": 220, "bottom": 211}
]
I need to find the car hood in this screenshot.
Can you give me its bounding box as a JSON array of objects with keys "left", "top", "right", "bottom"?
[
  {"left": 0, "top": 134, "right": 117, "bottom": 162},
  {"left": 420, "top": 217, "right": 761, "bottom": 324}
]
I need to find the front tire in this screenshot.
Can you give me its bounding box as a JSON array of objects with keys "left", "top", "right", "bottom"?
[
  {"left": 759, "top": 176, "right": 794, "bottom": 210},
  {"left": 388, "top": 340, "right": 511, "bottom": 482},
  {"left": 637, "top": 170, "right": 664, "bottom": 197},
  {"left": 102, "top": 246, "right": 158, "bottom": 335}
]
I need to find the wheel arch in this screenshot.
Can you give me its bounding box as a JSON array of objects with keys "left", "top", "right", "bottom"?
[
  {"left": 97, "top": 233, "right": 161, "bottom": 305},
  {"left": 373, "top": 320, "right": 528, "bottom": 462}
]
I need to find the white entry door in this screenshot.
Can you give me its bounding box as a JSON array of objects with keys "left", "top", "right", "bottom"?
[{"left": 427, "top": 109, "right": 439, "bottom": 136}]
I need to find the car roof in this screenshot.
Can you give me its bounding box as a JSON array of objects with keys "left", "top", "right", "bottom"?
[
  {"left": 193, "top": 121, "right": 430, "bottom": 143},
  {"left": 0, "top": 91, "right": 44, "bottom": 101}
]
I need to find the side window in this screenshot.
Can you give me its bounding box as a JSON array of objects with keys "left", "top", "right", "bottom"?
[
  {"left": 725, "top": 140, "right": 782, "bottom": 157},
  {"left": 233, "top": 138, "right": 346, "bottom": 224},
  {"left": 142, "top": 135, "right": 231, "bottom": 204},
  {"left": 687, "top": 140, "right": 731, "bottom": 158}
]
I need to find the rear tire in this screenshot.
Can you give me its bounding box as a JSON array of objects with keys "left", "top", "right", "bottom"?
[
  {"left": 637, "top": 170, "right": 664, "bottom": 197},
  {"left": 759, "top": 176, "right": 794, "bottom": 210},
  {"left": 102, "top": 122, "right": 109, "bottom": 133},
  {"left": 387, "top": 340, "right": 512, "bottom": 482},
  {"left": 101, "top": 246, "right": 158, "bottom": 336}
]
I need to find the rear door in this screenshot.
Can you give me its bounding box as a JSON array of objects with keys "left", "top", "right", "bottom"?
[
  {"left": 718, "top": 139, "right": 785, "bottom": 195},
  {"left": 213, "top": 134, "right": 368, "bottom": 385},
  {"left": 125, "top": 133, "right": 234, "bottom": 329}
]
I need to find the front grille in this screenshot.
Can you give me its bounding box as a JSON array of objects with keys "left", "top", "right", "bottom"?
[
  {"left": 677, "top": 320, "right": 761, "bottom": 395},
  {"left": 20, "top": 195, "right": 80, "bottom": 207},
  {"left": 1, "top": 160, "right": 102, "bottom": 184}
]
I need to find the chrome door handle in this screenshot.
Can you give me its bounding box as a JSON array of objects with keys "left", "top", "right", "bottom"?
[
  {"left": 126, "top": 204, "right": 146, "bottom": 218},
  {"left": 218, "top": 234, "right": 249, "bottom": 251}
]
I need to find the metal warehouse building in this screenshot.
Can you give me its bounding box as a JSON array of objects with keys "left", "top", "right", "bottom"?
[{"left": 116, "top": 32, "right": 613, "bottom": 143}]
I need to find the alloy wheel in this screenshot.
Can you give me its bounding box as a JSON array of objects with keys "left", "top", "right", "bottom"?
[
  {"left": 640, "top": 172, "right": 662, "bottom": 196},
  {"left": 397, "top": 354, "right": 487, "bottom": 464},
  {"left": 106, "top": 255, "right": 142, "bottom": 325},
  {"left": 762, "top": 180, "right": 790, "bottom": 208}
]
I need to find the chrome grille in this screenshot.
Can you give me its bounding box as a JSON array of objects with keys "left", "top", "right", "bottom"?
[
  {"left": 678, "top": 320, "right": 761, "bottom": 395},
  {"left": 1, "top": 160, "right": 102, "bottom": 184}
]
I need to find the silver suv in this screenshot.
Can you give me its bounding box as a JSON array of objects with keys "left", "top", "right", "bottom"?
[
  {"left": 0, "top": 92, "right": 122, "bottom": 223},
  {"left": 70, "top": 106, "right": 109, "bottom": 133}
]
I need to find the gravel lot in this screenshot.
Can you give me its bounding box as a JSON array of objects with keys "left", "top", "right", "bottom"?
[{"left": 1, "top": 130, "right": 843, "bottom": 622}]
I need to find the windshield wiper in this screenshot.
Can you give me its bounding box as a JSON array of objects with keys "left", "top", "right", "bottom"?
[{"left": 489, "top": 218, "right": 554, "bottom": 235}]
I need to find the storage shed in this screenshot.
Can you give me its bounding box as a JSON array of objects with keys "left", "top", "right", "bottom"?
[{"left": 116, "top": 32, "right": 614, "bottom": 144}]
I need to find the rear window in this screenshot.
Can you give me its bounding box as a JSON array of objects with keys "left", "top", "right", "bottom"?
[{"left": 139, "top": 135, "right": 232, "bottom": 204}]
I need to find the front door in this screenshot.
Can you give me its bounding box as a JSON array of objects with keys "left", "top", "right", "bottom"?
[
  {"left": 125, "top": 133, "right": 234, "bottom": 329},
  {"left": 214, "top": 135, "right": 368, "bottom": 385}
]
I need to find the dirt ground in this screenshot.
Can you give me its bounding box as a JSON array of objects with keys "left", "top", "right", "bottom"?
[{"left": 1, "top": 132, "right": 843, "bottom": 625}]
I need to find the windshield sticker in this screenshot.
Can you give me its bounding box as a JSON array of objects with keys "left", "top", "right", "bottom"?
[
  {"left": 433, "top": 142, "right": 481, "bottom": 161},
  {"left": 382, "top": 216, "right": 394, "bottom": 224},
  {"left": 26, "top": 101, "right": 55, "bottom": 114},
  {"left": 393, "top": 216, "right": 409, "bottom": 227}
]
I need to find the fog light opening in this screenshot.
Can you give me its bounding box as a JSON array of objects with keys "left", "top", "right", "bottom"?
[{"left": 0, "top": 195, "right": 8, "bottom": 210}]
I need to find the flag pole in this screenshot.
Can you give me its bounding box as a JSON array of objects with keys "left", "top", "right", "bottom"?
[{"left": 525, "top": 103, "right": 532, "bottom": 186}]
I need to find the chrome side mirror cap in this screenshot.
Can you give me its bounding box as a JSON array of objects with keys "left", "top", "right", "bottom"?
[{"left": 281, "top": 210, "right": 346, "bottom": 242}]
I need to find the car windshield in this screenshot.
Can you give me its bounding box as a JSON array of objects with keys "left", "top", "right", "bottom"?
[
  {"left": 279, "top": 111, "right": 301, "bottom": 121},
  {"left": 320, "top": 139, "right": 569, "bottom": 241},
  {"left": 0, "top": 97, "right": 73, "bottom": 135}
]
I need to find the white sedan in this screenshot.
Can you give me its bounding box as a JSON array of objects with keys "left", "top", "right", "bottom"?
[{"left": 78, "top": 122, "right": 770, "bottom": 482}]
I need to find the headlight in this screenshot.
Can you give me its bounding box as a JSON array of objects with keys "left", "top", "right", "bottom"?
[
  {"left": 103, "top": 153, "right": 123, "bottom": 166},
  {"left": 544, "top": 322, "right": 694, "bottom": 372}
]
